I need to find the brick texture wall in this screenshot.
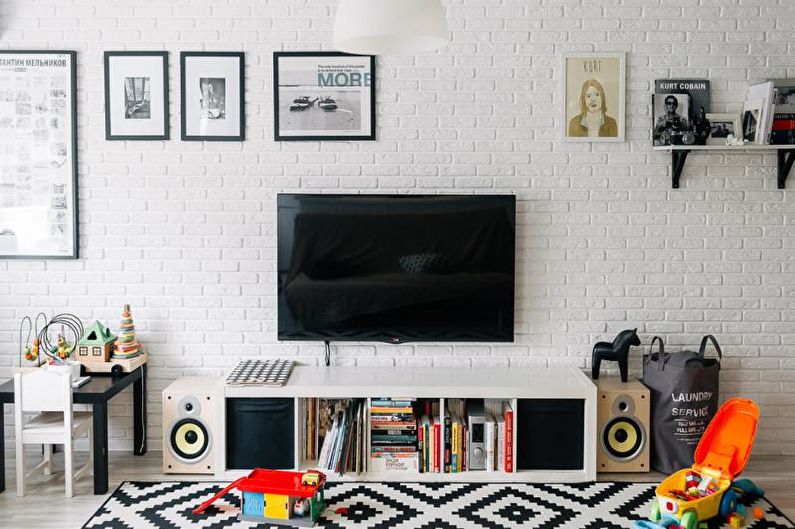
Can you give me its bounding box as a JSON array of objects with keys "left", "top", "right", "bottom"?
[{"left": 1, "top": 0, "right": 794, "bottom": 454}]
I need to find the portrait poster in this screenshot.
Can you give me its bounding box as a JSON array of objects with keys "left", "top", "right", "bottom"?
[
  {"left": 104, "top": 51, "right": 169, "bottom": 140},
  {"left": 181, "top": 52, "right": 244, "bottom": 141},
  {"left": 273, "top": 52, "right": 375, "bottom": 141},
  {"left": 563, "top": 53, "right": 625, "bottom": 142},
  {"left": 0, "top": 50, "right": 78, "bottom": 259}
]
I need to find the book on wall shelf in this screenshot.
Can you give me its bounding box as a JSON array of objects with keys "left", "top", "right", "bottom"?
[
  {"left": 652, "top": 79, "right": 710, "bottom": 147},
  {"left": 771, "top": 79, "right": 795, "bottom": 145},
  {"left": 746, "top": 81, "right": 776, "bottom": 144}
]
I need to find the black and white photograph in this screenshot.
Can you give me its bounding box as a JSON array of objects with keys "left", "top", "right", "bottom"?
[
  {"left": 274, "top": 52, "right": 375, "bottom": 141},
  {"left": 562, "top": 53, "right": 625, "bottom": 142},
  {"left": 653, "top": 93, "right": 690, "bottom": 146},
  {"left": 742, "top": 99, "right": 765, "bottom": 144},
  {"left": 104, "top": 51, "right": 169, "bottom": 140},
  {"left": 125, "top": 77, "right": 150, "bottom": 119},
  {"left": 181, "top": 52, "right": 244, "bottom": 141},
  {"left": 0, "top": 50, "right": 78, "bottom": 258},
  {"left": 705, "top": 113, "right": 742, "bottom": 145},
  {"left": 199, "top": 77, "right": 225, "bottom": 119}
]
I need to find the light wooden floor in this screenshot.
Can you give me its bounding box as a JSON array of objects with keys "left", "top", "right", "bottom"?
[{"left": 1, "top": 450, "right": 793, "bottom": 529}]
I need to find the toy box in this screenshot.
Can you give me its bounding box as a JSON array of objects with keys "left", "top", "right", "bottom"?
[{"left": 635, "top": 398, "right": 763, "bottom": 529}]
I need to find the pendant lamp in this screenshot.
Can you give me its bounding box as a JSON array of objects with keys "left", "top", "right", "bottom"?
[{"left": 333, "top": 0, "right": 449, "bottom": 54}]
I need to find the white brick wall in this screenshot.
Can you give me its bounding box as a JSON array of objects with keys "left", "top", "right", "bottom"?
[{"left": 1, "top": 0, "right": 794, "bottom": 455}]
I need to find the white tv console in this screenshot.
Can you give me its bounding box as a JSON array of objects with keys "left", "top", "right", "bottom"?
[{"left": 219, "top": 365, "right": 597, "bottom": 483}]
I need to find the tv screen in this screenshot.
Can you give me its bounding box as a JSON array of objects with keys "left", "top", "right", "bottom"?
[{"left": 277, "top": 194, "right": 515, "bottom": 343}]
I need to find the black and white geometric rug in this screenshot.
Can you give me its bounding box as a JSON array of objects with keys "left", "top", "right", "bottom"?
[{"left": 82, "top": 481, "right": 795, "bottom": 529}]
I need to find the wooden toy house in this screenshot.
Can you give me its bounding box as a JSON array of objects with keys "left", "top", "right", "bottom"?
[
  {"left": 194, "top": 469, "right": 326, "bottom": 527},
  {"left": 76, "top": 321, "right": 116, "bottom": 363}
]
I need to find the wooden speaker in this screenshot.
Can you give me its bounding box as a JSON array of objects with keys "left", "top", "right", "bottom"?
[
  {"left": 596, "top": 377, "right": 650, "bottom": 473},
  {"left": 163, "top": 377, "right": 221, "bottom": 474}
]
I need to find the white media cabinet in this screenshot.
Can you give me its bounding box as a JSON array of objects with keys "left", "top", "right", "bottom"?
[{"left": 219, "top": 365, "right": 597, "bottom": 483}]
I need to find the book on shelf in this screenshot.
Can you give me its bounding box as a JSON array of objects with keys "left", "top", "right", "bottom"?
[
  {"left": 771, "top": 79, "right": 795, "bottom": 145},
  {"left": 443, "top": 415, "right": 452, "bottom": 473},
  {"left": 485, "top": 418, "right": 496, "bottom": 472},
  {"left": 496, "top": 415, "right": 505, "bottom": 472},
  {"left": 369, "top": 452, "right": 419, "bottom": 472},
  {"left": 746, "top": 81, "right": 776, "bottom": 144},
  {"left": 652, "top": 79, "right": 710, "bottom": 146},
  {"left": 503, "top": 402, "right": 514, "bottom": 473}
]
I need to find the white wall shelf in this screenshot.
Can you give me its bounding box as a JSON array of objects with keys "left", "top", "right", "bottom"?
[
  {"left": 221, "top": 366, "right": 597, "bottom": 484},
  {"left": 653, "top": 144, "right": 795, "bottom": 189}
]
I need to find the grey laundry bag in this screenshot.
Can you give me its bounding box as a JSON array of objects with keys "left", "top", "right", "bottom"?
[{"left": 642, "top": 335, "right": 722, "bottom": 473}]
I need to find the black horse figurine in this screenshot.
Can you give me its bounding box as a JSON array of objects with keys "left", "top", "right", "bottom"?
[{"left": 591, "top": 328, "right": 640, "bottom": 382}]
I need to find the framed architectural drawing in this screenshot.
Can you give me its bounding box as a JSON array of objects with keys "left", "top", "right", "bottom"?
[
  {"left": 180, "top": 51, "right": 245, "bottom": 141},
  {"left": 104, "top": 51, "right": 169, "bottom": 140},
  {"left": 563, "top": 53, "right": 625, "bottom": 142},
  {"left": 0, "top": 50, "right": 78, "bottom": 259},
  {"left": 273, "top": 52, "right": 376, "bottom": 141}
]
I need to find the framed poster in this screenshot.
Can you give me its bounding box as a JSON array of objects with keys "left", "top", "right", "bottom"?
[
  {"left": 563, "top": 53, "right": 625, "bottom": 142},
  {"left": 273, "top": 52, "right": 375, "bottom": 141},
  {"left": 180, "top": 51, "right": 244, "bottom": 141},
  {"left": 0, "top": 50, "right": 78, "bottom": 259},
  {"left": 104, "top": 51, "right": 169, "bottom": 140}
]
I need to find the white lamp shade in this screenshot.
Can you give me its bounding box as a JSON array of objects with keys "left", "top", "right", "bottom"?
[{"left": 333, "top": 0, "right": 449, "bottom": 54}]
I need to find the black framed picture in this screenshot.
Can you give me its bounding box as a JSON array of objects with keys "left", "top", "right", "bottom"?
[
  {"left": 180, "top": 51, "right": 245, "bottom": 141},
  {"left": 104, "top": 51, "right": 169, "bottom": 140},
  {"left": 273, "top": 52, "right": 375, "bottom": 141},
  {"left": 0, "top": 50, "right": 78, "bottom": 259}
]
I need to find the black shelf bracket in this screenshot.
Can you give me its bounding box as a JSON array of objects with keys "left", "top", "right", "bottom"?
[
  {"left": 671, "top": 149, "right": 690, "bottom": 188},
  {"left": 778, "top": 149, "right": 795, "bottom": 189}
]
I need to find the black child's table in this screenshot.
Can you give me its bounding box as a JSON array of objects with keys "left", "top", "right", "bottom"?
[{"left": 0, "top": 364, "right": 147, "bottom": 495}]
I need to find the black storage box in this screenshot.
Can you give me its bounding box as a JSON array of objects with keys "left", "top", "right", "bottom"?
[
  {"left": 516, "top": 398, "right": 584, "bottom": 471},
  {"left": 226, "top": 398, "right": 294, "bottom": 470}
]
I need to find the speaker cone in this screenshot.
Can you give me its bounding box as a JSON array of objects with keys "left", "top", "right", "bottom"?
[
  {"left": 170, "top": 418, "right": 209, "bottom": 461},
  {"left": 602, "top": 417, "right": 644, "bottom": 461}
]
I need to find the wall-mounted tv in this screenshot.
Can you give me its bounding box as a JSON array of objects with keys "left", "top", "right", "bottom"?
[{"left": 277, "top": 194, "right": 516, "bottom": 343}]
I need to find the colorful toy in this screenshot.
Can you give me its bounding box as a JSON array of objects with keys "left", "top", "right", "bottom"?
[
  {"left": 194, "top": 469, "right": 327, "bottom": 527},
  {"left": 634, "top": 398, "right": 765, "bottom": 529},
  {"left": 112, "top": 304, "right": 141, "bottom": 360},
  {"left": 76, "top": 320, "right": 116, "bottom": 363}
]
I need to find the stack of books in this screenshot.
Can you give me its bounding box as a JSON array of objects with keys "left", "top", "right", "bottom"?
[
  {"left": 316, "top": 399, "right": 366, "bottom": 475},
  {"left": 370, "top": 398, "right": 418, "bottom": 472},
  {"left": 771, "top": 80, "right": 795, "bottom": 145}
]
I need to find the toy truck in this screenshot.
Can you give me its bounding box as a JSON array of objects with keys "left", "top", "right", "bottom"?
[
  {"left": 193, "top": 469, "right": 327, "bottom": 527},
  {"left": 634, "top": 398, "right": 764, "bottom": 529}
]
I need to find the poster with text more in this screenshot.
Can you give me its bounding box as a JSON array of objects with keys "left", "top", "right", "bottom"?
[
  {"left": 104, "top": 51, "right": 169, "bottom": 140},
  {"left": 562, "top": 53, "right": 625, "bottom": 142},
  {"left": 180, "top": 52, "right": 244, "bottom": 141},
  {"left": 0, "top": 50, "right": 78, "bottom": 259},
  {"left": 273, "top": 52, "right": 375, "bottom": 141}
]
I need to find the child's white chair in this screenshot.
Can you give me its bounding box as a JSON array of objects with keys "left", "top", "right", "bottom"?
[{"left": 14, "top": 370, "right": 93, "bottom": 497}]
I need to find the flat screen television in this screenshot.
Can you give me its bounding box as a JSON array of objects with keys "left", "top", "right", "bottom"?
[{"left": 277, "top": 194, "right": 515, "bottom": 343}]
